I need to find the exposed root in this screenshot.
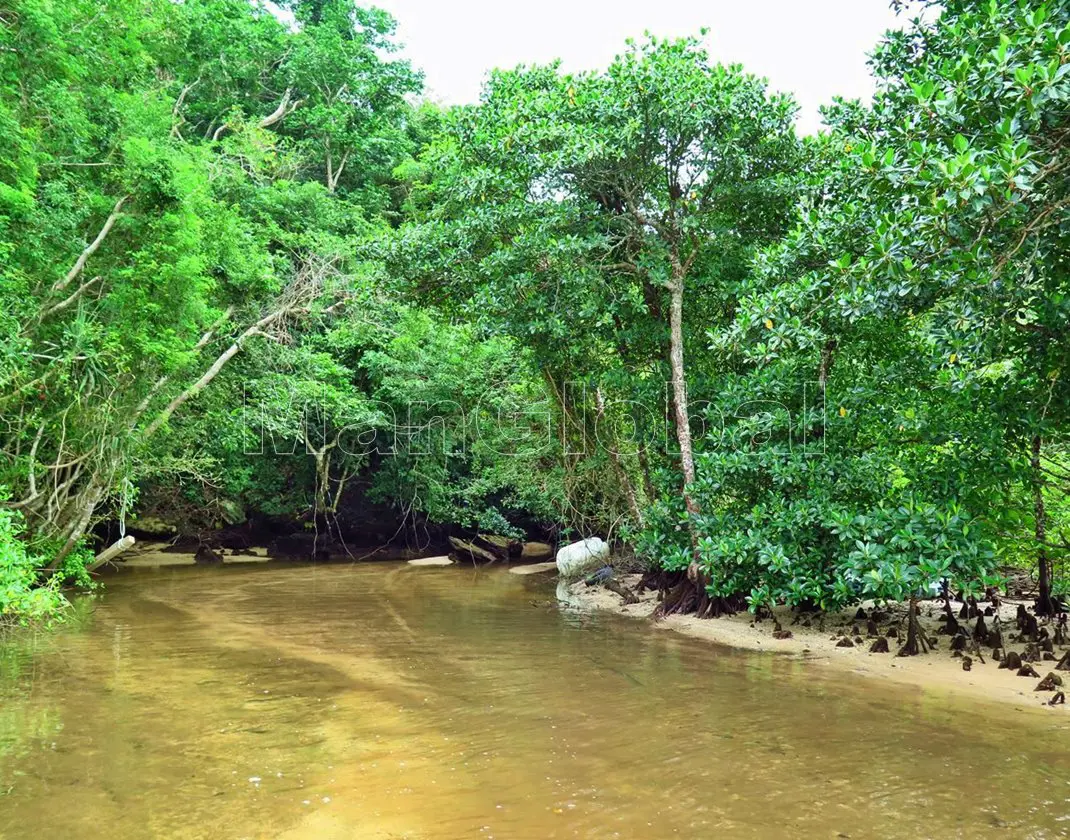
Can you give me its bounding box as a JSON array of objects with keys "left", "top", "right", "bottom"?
[
  {"left": 653, "top": 571, "right": 743, "bottom": 620},
  {"left": 899, "top": 598, "right": 928, "bottom": 655},
  {"left": 898, "top": 597, "right": 932, "bottom": 656},
  {"left": 1054, "top": 615, "right": 1068, "bottom": 646},
  {"left": 1036, "top": 672, "right": 1063, "bottom": 692},
  {"left": 636, "top": 569, "right": 662, "bottom": 594}
]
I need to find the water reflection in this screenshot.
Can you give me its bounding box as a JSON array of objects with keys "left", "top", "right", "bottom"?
[{"left": 0, "top": 563, "right": 1067, "bottom": 839}]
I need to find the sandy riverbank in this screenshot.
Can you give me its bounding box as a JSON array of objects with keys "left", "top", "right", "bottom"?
[{"left": 567, "top": 575, "right": 1069, "bottom": 714}]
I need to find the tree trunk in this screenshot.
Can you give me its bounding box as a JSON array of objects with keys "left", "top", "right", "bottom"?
[
  {"left": 812, "top": 337, "right": 837, "bottom": 445},
  {"left": 667, "top": 273, "right": 701, "bottom": 578},
  {"left": 310, "top": 444, "right": 334, "bottom": 518},
  {"left": 46, "top": 480, "right": 104, "bottom": 572},
  {"left": 1032, "top": 434, "right": 1058, "bottom": 615},
  {"left": 594, "top": 386, "right": 644, "bottom": 528}
]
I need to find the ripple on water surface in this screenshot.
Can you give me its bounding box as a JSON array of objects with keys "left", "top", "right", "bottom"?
[{"left": 0, "top": 562, "right": 1068, "bottom": 839}]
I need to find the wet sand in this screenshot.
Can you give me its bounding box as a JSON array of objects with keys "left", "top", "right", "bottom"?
[{"left": 567, "top": 575, "right": 1070, "bottom": 714}]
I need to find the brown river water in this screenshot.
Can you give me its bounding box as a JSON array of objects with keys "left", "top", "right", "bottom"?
[{"left": 0, "top": 562, "right": 1068, "bottom": 840}]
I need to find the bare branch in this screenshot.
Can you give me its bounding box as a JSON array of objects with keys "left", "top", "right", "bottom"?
[
  {"left": 43, "top": 275, "right": 102, "bottom": 318},
  {"left": 258, "top": 88, "right": 301, "bottom": 129},
  {"left": 55, "top": 196, "right": 130, "bottom": 293},
  {"left": 131, "top": 305, "right": 235, "bottom": 422},
  {"left": 213, "top": 88, "right": 302, "bottom": 141},
  {"left": 171, "top": 77, "right": 201, "bottom": 139},
  {"left": 327, "top": 149, "right": 350, "bottom": 193},
  {"left": 142, "top": 307, "right": 294, "bottom": 439}
]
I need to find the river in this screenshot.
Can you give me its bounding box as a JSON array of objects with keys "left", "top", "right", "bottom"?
[{"left": 0, "top": 562, "right": 1068, "bottom": 839}]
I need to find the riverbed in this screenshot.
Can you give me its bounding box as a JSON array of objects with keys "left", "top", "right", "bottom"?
[{"left": 1, "top": 562, "right": 1068, "bottom": 839}]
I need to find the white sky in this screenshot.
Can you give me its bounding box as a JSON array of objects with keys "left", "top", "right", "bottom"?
[{"left": 372, "top": 0, "right": 907, "bottom": 135}]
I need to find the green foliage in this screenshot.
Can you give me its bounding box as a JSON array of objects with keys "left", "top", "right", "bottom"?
[
  {"left": 657, "top": 0, "right": 1070, "bottom": 611},
  {"left": 393, "top": 34, "right": 804, "bottom": 535},
  {"left": 4, "top": 0, "right": 1068, "bottom": 623},
  {"left": 0, "top": 0, "right": 449, "bottom": 619},
  {"left": 0, "top": 493, "right": 65, "bottom": 624},
  {"left": 358, "top": 308, "right": 563, "bottom": 531}
]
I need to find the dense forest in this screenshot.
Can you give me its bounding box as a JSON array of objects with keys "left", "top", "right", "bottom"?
[{"left": 1, "top": 0, "right": 1067, "bottom": 629}]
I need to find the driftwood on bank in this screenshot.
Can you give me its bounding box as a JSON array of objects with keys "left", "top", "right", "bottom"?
[
  {"left": 605, "top": 578, "right": 640, "bottom": 605},
  {"left": 476, "top": 534, "right": 522, "bottom": 560},
  {"left": 448, "top": 537, "right": 499, "bottom": 565}
]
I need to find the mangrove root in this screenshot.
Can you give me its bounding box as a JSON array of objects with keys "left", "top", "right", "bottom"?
[
  {"left": 1035, "top": 672, "right": 1063, "bottom": 692},
  {"left": 653, "top": 572, "right": 741, "bottom": 620},
  {"left": 195, "top": 545, "right": 223, "bottom": 564},
  {"left": 898, "top": 597, "right": 931, "bottom": 656}
]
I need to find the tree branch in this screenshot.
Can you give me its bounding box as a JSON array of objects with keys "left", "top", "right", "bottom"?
[
  {"left": 142, "top": 307, "right": 293, "bottom": 439},
  {"left": 131, "top": 306, "right": 235, "bottom": 423},
  {"left": 55, "top": 196, "right": 129, "bottom": 293},
  {"left": 258, "top": 87, "right": 300, "bottom": 128},
  {"left": 212, "top": 88, "right": 302, "bottom": 141},
  {"left": 43, "top": 275, "right": 102, "bottom": 317}
]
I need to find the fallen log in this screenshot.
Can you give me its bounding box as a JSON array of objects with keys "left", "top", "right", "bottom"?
[
  {"left": 475, "top": 534, "right": 520, "bottom": 561},
  {"left": 448, "top": 537, "right": 499, "bottom": 565},
  {"left": 605, "top": 578, "right": 639, "bottom": 605},
  {"left": 87, "top": 536, "right": 136, "bottom": 573}
]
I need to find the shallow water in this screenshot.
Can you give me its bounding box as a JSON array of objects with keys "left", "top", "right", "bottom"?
[{"left": 1, "top": 563, "right": 1068, "bottom": 840}]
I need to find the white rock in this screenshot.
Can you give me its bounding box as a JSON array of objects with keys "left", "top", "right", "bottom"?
[{"left": 555, "top": 537, "right": 609, "bottom": 579}]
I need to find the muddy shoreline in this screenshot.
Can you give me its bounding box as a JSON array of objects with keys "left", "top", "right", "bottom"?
[{"left": 566, "top": 575, "right": 1070, "bottom": 715}]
